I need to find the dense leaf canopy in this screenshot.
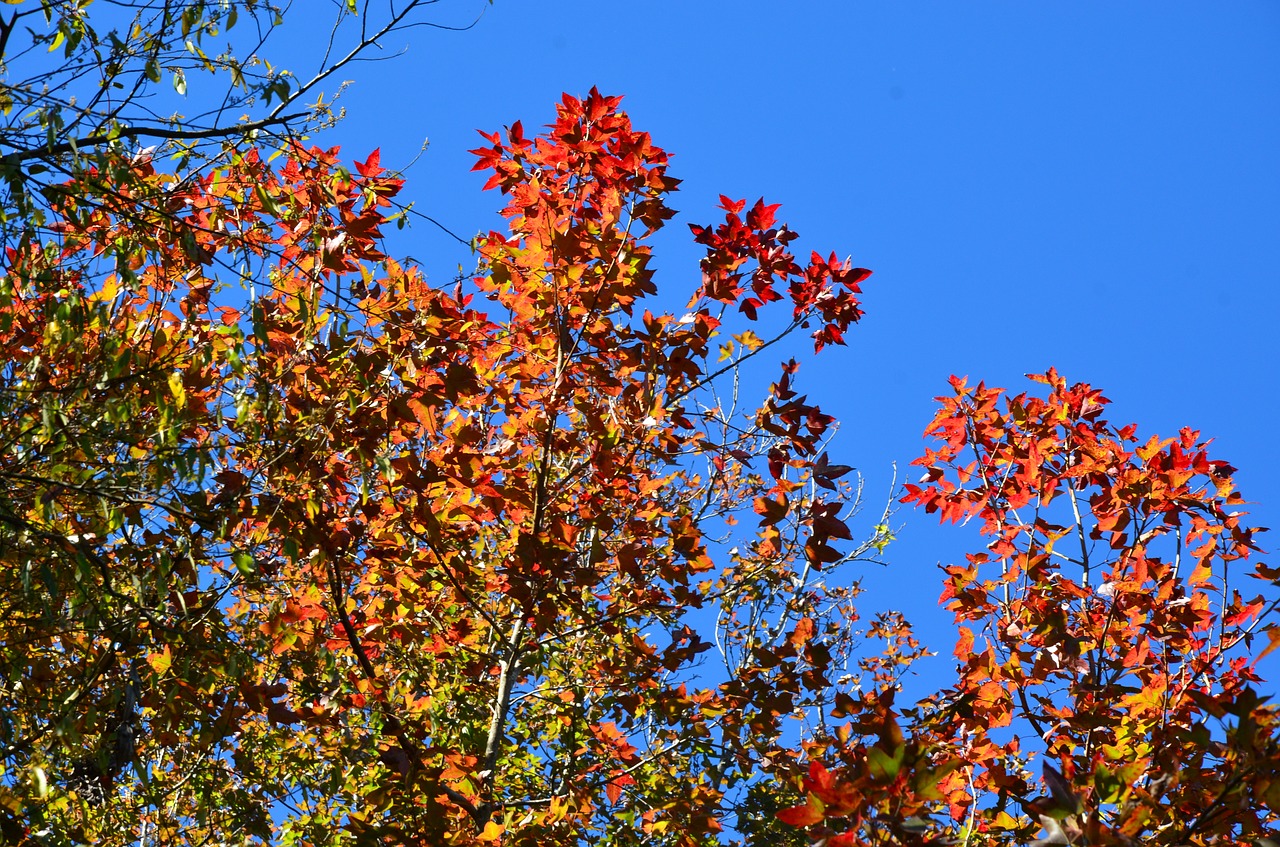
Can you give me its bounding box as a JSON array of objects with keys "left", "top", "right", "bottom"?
[{"left": 0, "top": 3, "right": 1277, "bottom": 846}]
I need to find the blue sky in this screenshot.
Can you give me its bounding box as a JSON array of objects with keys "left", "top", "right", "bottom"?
[{"left": 282, "top": 1, "right": 1280, "bottom": 679}]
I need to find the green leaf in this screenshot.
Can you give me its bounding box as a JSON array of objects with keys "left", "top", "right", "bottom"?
[
  {"left": 867, "top": 745, "right": 903, "bottom": 781},
  {"left": 251, "top": 301, "right": 268, "bottom": 345},
  {"left": 232, "top": 551, "right": 256, "bottom": 576},
  {"left": 254, "top": 183, "right": 282, "bottom": 217}
]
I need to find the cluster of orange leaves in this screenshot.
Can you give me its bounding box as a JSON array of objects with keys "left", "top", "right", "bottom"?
[
  {"left": 782, "top": 370, "right": 1279, "bottom": 845},
  {"left": 0, "top": 88, "right": 898, "bottom": 845}
]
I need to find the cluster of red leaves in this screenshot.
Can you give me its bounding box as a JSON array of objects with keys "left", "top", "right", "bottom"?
[
  {"left": 689, "top": 195, "right": 869, "bottom": 350},
  {"left": 782, "top": 369, "right": 1279, "bottom": 845},
  {"left": 777, "top": 690, "right": 963, "bottom": 846}
]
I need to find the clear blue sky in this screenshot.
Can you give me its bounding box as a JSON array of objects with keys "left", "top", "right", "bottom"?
[{"left": 283, "top": 1, "right": 1280, "bottom": 678}]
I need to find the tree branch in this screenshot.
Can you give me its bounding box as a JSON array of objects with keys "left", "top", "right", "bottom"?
[
  {"left": 324, "top": 556, "right": 488, "bottom": 829},
  {"left": 268, "top": 0, "right": 431, "bottom": 122},
  {"left": 481, "top": 616, "right": 526, "bottom": 790},
  {"left": 1, "top": 112, "right": 309, "bottom": 166}
]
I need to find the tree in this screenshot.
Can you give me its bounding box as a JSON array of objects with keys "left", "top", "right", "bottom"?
[
  {"left": 783, "top": 372, "right": 1280, "bottom": 845},
  {"left": 2, "top": 3, "right": 888, "bottom": 839},
  {"left": 0, "top": 0, "right": 478, "bottom": 244},
  {"left": 1, "top": 3, "right": 1277, "bottom": 846}
]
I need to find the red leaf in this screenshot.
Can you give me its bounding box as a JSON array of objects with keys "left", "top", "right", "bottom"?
[
  {"left": 776, "top": 793, "right": 825, "bottom": 828},
  {"left": 606, "top": 778, "right": 623, "bottom": 805},
  {"left": 355, "top": 148, "right": 383, "bottom": 178},
  {"left": 746, "top": 198, "right": 781, "bottom": 230},
  {"left": 718, "top": 195, "right": 746, "bottom": 214}
]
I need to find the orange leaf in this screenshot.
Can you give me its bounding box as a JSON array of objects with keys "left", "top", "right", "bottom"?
[
  {"left": 788, "top": 617, "right": 815, "bottom": 649},
  {"left": 1258, "top": 625, "right": 1280, "bottom": 663},
  {"left": 776, "top": 793, "right": 825, "bottom": 828}
]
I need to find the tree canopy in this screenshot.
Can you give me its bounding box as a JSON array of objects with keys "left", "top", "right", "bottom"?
[{"left": 0, "top": 2, "right": 1277, "bottom": 846}]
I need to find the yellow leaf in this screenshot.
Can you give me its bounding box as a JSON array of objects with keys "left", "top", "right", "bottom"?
[
  {"left": 1188, "top": 558, "right": 1213, "bottom": 587},
  {"left": 147, "top": 645, "right": 173, "bottom": 675},
  {"left": 992, "top": 811, "right": 1020, "bottom": 829},
  {"left": 733, "top": 329, "right": 764, "bottom": 351},
  {"left": 168, "top": 371, "right": 187, "bottom": 408},
  {"left": 476, "top": 821, "right": 504, "bottom": 843}
]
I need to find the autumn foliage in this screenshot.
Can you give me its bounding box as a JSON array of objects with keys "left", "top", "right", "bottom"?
[
  {"left": 1, "top": 7, "right": 1277, "bottom": 845},
  {"left": 0, "top": 84, "right": 900, "bottom": 845},
  {"left": 782, "top": 372, "right": 1280, "bottom": 845}
]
